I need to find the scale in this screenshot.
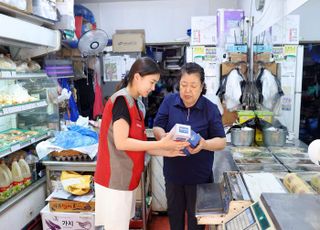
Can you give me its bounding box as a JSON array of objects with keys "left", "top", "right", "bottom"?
[
  {"left": 196, "top": 171, "right": 320, "bottom": 229},
  {"left": 196, "top": 172, "right": 252, "bottom": 225},
  {"left": 223, "top": 193, "right": 320, "bottom": 230}
]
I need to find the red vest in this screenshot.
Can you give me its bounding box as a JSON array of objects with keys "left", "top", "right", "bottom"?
[{"left": 94, "top": 89, "right": 146, "bottom": 190}]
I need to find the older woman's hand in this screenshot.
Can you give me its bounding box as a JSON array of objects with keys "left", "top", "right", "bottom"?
[
  {"left": 163, "top": 149, "right": 186, "bottom": 157},
  {"left": 188, "top": 137, "right": 206, "bottom": 155},
  {"left": 159, "top": 132, "right": 190, "bottom": 151}
]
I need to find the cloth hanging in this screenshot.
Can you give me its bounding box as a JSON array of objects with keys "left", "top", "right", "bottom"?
[
  {"left": 74, "top": 68, "right": 95, "bottom": 119},
  {"left": 93, "top": 72, "right": 104, "bottom": 119},
  {"left": 59, "top": 78, "right": 79, "bottom": 122}
]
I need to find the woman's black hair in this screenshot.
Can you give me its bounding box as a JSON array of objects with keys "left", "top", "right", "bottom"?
[
  {"left": 117, "top": 57, "right": 160, "bottom": 90},
  {"left": 178, "top": 62, "right": 207, "bottom": 95}
]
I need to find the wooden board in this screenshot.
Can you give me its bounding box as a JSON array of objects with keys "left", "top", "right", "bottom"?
[{"left": 197, "top": 200, "right": 252, "bottom": 225}]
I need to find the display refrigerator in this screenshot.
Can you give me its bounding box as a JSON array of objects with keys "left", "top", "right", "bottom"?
[{"left": 272, "top": 45, "right": 304, "bottom": 139}]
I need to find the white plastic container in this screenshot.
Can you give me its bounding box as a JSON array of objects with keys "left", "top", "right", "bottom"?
[
  {"left": 0, "top": 160, "right": 13, "bottom": 197},
  {"left": 0, "top": 164, "right": 11, "bottom": 203},
  {"left": 11, "top": 158, "right": 24, "bottom": 194},
  {"left": 25, "top": 151, "right": 39, "bottom": 181},
  {"left": 18, "top": 156, "right": 32, "bottom": 187}
]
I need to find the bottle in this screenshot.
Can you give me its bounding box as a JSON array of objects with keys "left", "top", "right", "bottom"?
[
  {"left": 0, "top": 160, "right": 13, "bottom": 198},
  {"left": 0, "top": 162, "right": 11, "bottom": 203},
  {"left": 11, "top": 158, "right": 24, "bottom": 194},
  {"left": 25, "top": 151, "right": 39, "bottom": 182},
  {"left": 18, "top": 156, "right": 32, "bottom": 187}
]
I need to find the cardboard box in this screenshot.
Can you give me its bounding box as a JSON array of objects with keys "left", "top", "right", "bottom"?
[
  {"left": 41, "top": 204, "right": 95, "bottom": 230},
  {"left": 112, "top": 29, "right": 145, "bottom": 52},
  {"left": 49, "top": 199, "right": 95, "bottom": 213},
  {"left": 191, "top": 16, "right": 217, "bottom": 45},
  {"left": 237, "top": 110, "right": 255, "bottom": 124},
  {"left": 183, "top": 130, "right": 201, "bottom": 156},
  {"left": 217, "top": 9, "right": 245, "bottom": 47}
]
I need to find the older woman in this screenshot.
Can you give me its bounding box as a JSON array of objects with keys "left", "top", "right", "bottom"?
[{"left": 153, "top": 62, "right": 226, "bottom": 230}]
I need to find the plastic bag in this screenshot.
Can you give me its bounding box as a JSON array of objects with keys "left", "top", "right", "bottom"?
[
  {"left": 52, "top": 126, "right": 98, "bottom": 149},
  {"left": 60, "top": 171, "right": 92, "bottom": 195},
  {"left": 225, "top": 69, "right": 244, "bottom": 110},
  {"left": 68, "top": 125, "right": 98, "bottom": 141}
]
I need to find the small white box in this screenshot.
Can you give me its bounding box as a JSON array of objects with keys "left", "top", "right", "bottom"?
[
  {"left": 41, "top": 204, "right": 95, "bottom": 230},
  {"left": 170, "top": 124, "right": 191, "bottom": 141}
]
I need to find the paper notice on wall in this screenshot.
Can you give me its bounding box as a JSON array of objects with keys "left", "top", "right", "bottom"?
[
  {"left": 271, "top": 15, "right": 300, "bottom": 45},
  {"left": 284, "top": 45, "right": 297, "bottom": 57},
  {"left": 272, "top": 46, "right": 285, "bottom": 62},
  {"left": 103, "top": 56, "right": 126, "bottom": 81},
  {"left": 192, "top": 46, "right": 218, "bottom": 77},
  {"left": 191, "top": 16, "right": 217, "bottom": 45}
]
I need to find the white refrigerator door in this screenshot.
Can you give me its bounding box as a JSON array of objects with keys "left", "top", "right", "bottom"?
[{"left": 293, "top": 45, "right": 304, "bottom": 138}]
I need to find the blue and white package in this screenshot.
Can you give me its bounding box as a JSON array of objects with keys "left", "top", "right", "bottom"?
[
  {"left": 183, "top": 130, "right": 201, "bottom": 156},
  {"left": 170, "top": 124, "right": 191, "bottom": 141}
]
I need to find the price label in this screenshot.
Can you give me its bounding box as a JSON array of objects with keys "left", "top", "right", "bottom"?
[{"left": 31, "top": 138, "right": 36, "bottom": 143}]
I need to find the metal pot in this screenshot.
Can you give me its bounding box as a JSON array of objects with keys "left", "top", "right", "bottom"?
[
  {"left": 263, "top": 128, "right": 287, "bottom": 147},
  {"left": 231, "top": 128, "right": 254, "bottom": 146}
]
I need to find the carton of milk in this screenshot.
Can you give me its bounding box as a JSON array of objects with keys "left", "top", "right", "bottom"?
[{"left": 170, "top": 124, "right": 191, "bottom": 141}]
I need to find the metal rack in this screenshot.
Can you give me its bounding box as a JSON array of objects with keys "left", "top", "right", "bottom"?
[{"left": 42, "top": 155, "right": 152, "bottom": 230}]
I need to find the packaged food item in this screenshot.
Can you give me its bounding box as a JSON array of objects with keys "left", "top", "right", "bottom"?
[
  {"left": 11, "top": 158, "right": 24, "bottom": 194},
  {"left": 310, "top": 174, "right": 320, "bottom": 193},
  {"left": 60, "top": 171, "right": 92, "bottom": 195},
  {"left": 18, "top": 156, "right": 32, "bottom": 187},
  {"left": 0, "top": 160, "right": 13, "bottom": 197},
  {"left": 25, "top": 151, "right": 39, "bottom": 181},
  {"left": 169, "top": 124, "right": 191, "bottom": 141},
  {"left": 283, "top": 173, "right": 316, "bottom": 194},
  {"left": 183, "top": 130, "right": 201, "bottom": 156},
  {"left": 0, "top": 163, "right": 11, "bottom": 203}
]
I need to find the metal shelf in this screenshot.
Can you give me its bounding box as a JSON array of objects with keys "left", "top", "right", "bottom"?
[
  {"left": 0, "top": 133, "right": 51, "bottom": 159},
  {"left": 42, "top": 159, "right": 97, "bottom": 172},
  {"left": 0, "top": 72, "right": 49, "bottom": 79},
  {"left": 0, "top": 176, "right": 46, "bottom": 214},
  {"left": 0, "top": 3, "right": 55, "bottom": 27},
  {"left": 0, "top": 100, "right": 48, "bottom": 117}
]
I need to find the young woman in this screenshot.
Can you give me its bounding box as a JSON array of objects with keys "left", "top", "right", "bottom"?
[
  {"left": 153, "top": 62, "right": 226, "bottom": 230},
  {"left": 94, "top": 57, "right": 188, "bottom": 230}
]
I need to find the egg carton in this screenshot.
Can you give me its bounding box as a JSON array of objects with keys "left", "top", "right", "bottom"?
[{"left": 50, "top": 150, "right": 91, "bottom": 161}]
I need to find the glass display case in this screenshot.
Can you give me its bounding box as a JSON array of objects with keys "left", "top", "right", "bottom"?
[{"left": 0, "top": 74, "right": 60, "bottom": 213}]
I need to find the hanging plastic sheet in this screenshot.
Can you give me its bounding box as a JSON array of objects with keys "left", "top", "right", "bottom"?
[
  {"left": 256, "top": 68, "right": 284, "bottom": 111},
  {"left": 219, "top": 69, "right": 245, "bottom": 111}
]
